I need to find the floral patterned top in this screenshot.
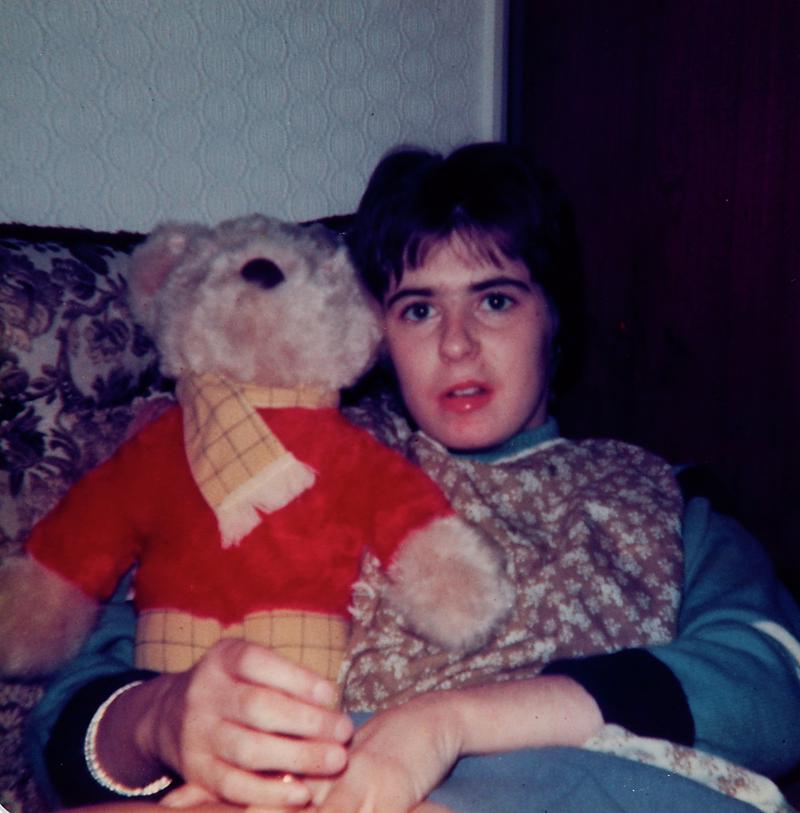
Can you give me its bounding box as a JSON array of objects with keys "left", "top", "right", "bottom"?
[{"left": 341, "top": 402, "right": 684, "bottom": 712}]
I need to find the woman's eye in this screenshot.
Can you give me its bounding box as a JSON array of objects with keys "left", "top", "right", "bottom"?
[
  {"left": 400, "top": 301, "right": 434, "bottom": 322},
  {"left": 480, "top": 292, "right": 515, "bottom": 312}
]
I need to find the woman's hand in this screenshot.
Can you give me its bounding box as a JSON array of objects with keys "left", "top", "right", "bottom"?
[
  {"left": 311, "top": 675, "right": 604, "bottom": 813},
  {"left": 96, "top": 639, "right": 353, "bottom": 808},
  {"left": 309, "top": 692, "right": 463, "bottom": 813}
]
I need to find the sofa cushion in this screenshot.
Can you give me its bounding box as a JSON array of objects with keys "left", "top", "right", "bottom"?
[
  {"left": 0, "top": 224, "right": 174, "bottom": 813},
  {"left": 0, "top": 225, "right": 176, "bottom": 549}
]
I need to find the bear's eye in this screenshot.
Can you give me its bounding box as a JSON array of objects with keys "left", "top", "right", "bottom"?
[{"left": 241, "top": 258, "right": 285, "bottom": 289}]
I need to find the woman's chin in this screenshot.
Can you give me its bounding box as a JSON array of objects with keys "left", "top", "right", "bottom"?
[{"left": 428, "top": 420, "right": 509, "bottom": 453}]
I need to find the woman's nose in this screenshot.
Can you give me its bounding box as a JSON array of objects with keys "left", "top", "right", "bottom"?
[{"left": 439, "top": 313, "right": 478, "bottom": 361}]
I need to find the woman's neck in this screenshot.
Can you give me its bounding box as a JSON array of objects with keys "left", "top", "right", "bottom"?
[{"left": 448, "top": 416, "right": 560, "bottom": 463}]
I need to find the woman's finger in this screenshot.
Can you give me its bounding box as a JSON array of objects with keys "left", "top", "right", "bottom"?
[
  {"left": 160, "top": 782, "right": 217, "bottom": 808},
  {"left": 221, "top": 680, "right": 352, "bottom": 742},
  {"left": 203, "top": 762, "right": 312, "bottom": 809},
  {"left": 213, "top": 718, "right": 348, "bottom": 775},
  {"left": 228, "top": 640, "right": 338, "bottom": 706}
]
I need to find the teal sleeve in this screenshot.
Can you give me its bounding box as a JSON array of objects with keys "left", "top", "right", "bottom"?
[
  {"left": 23, "top": 572, "right": 141, "bottom": 807},
  {"left": 648, "top": 496, "right": 800, "bottom": 776}
]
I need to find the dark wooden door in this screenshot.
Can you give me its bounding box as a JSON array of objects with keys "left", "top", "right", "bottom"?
[{"left": 507, "top": 0, "right": 800, "bottom": 593}]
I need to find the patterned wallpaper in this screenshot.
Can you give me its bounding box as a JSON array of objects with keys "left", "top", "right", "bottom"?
[{"left": 0, "top": 0, "right": 504, "bottom": 231}]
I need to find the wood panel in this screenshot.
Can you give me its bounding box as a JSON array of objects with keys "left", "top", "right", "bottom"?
[{"left": 508, "top": 0, "right": 800, "bottom": 592}]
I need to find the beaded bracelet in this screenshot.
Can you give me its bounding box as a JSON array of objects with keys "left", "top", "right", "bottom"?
[{"left": 84, "top": 680, "right": 173, "bottom": 797}]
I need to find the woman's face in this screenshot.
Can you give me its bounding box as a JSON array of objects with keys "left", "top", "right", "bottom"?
[{"left": 382, "top": 234, "right": 555, "bottom": 451}]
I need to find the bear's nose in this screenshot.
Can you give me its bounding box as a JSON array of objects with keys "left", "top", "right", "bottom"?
[{"left": 241, "top": 258, "right": 285, "bottom": 289}]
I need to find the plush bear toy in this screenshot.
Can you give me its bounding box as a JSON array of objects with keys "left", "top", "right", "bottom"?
[{"left": 0, "top": 214, "right": 513, "bottom": 685}]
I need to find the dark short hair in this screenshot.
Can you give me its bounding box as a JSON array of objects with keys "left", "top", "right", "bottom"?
[{"left": 346, "top": 141, "right": 584, "bottom": 393}]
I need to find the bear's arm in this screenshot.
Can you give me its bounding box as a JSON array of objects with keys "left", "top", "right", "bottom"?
[
  {"left": 26, "top": 407, "right": 181, "bottom": 601},
  {"left": 338, "top": 426, "right": 455, "bottom": 565}
]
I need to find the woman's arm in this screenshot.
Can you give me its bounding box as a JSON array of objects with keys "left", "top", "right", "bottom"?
[
  {"left": 313, "top": 495, "right": 800, "bottom": 812},
  {"left": 25, "top": 577, "right": 353, "bottom": 809},
  {"left": 545, "top": 494, "right": 800, "bottom": 776},
  {"left": 92, "top": 638, "right": 351, "bottom": 804},
  {"left": 312, "top": 675, "right": 603, "bottom": 813},
  {"left": 24, "top": 572, "right": 146, "bottom": 808},
  {"left": 650, "top": 495, "right": 800, "bottom": 774},
  {"left": 29, "top": 496, "right": 800, "bottom": 809}
]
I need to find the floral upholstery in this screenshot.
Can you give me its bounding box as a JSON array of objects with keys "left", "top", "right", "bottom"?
[{"left": 0, "top": 224, "right": 175, "bottom": 813}]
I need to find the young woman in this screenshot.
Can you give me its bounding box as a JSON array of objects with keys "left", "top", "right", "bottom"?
[{"left": 27, "top": 144, "right": 800, "bottom": 813}]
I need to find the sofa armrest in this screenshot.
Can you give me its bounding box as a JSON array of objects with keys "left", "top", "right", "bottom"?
[{"left": 0, "top": 223, "right": 174, "bottom": 812}]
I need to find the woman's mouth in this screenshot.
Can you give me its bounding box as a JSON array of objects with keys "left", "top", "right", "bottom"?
[{"left": 439, "top": 382, "right": 493, "bottom": 413}]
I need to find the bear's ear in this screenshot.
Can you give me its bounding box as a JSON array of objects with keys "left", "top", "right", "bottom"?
[
  {"left": 128, "top": 223, "right": 200, "bottom": 330},
  {"left": 319, "top": 241, "right": 353, "bottom": 277}
]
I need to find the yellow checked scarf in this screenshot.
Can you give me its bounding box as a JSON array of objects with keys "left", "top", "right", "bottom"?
[{"left": 176, "top": 373, "right": 338, "bottom": 547}]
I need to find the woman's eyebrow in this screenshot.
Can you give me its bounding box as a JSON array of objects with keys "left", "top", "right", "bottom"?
[
  {"left": 470, "top": 277, "right": 532, "bottom": 293},
  {"left": 385, "top": 287, "right": 433, "bottom": 308}
]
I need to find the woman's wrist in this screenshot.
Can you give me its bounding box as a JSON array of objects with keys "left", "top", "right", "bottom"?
[
  {"left": 542, "top": 650, "right": 694, "bottom": 745},
  {"left": 45, "top": 671, "right": 165, "bottom": 807},
  {"left": 94, "top": 673, "right": 179, "bottom": 791},
  {"left": 440, "top": 675, "right": 604, "bottom": 756},
  {"left": 86, "top": 681, "right": 173, "bottom": 796},
  {"left": 402, "top": 690, "right": 470, "bottom": 764}
]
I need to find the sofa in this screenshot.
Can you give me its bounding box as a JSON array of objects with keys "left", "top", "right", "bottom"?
[
  {"left": 0, "top": 223, "right": 175, "bottom": 813},
  {"left": 2, "top": 222, "right": 799, "bottom": 813}
]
